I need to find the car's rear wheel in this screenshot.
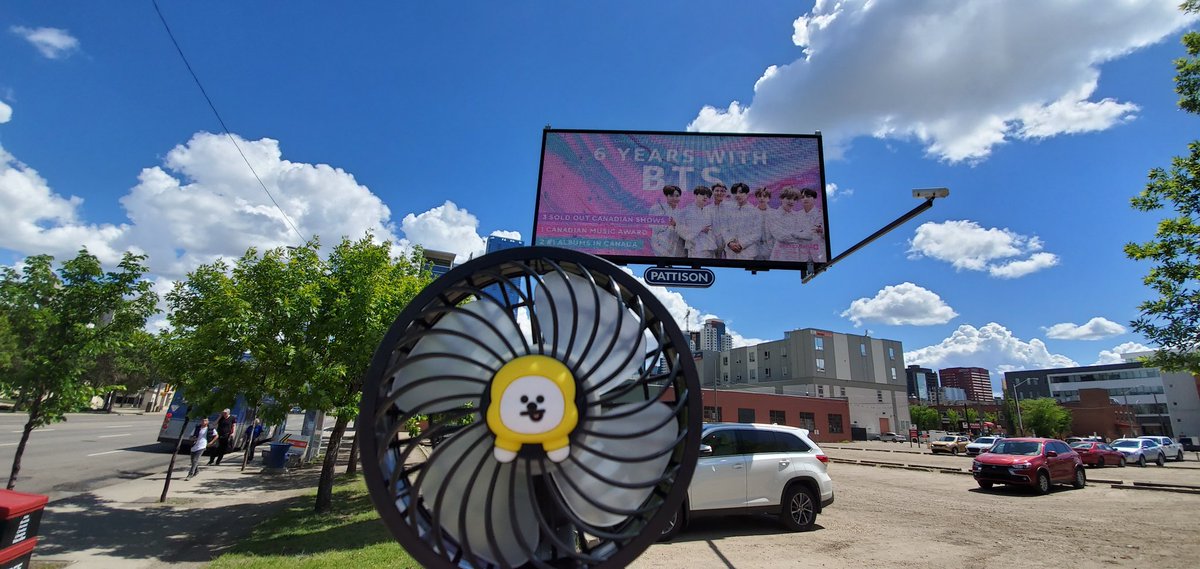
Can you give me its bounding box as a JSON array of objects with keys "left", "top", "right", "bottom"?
[
  {"left": 1137, "top": 455, "right": 1146, "bottom": 467},
  {"left": 1118, "top": 457, "right": 1126, "bottom": 467},
  {"left": 977, "top": 480, "right": 993, "bottom": 489},
  {"left": 658, "top": 506, "right": 684, "bottom": 542},
  {"left": 1156, "top": 452, "right": 1166, "bottom": 467},
  {"left": 1177, "top": 451, "right": 1185, "bottom": 462},
  {"left": 951, "top": 447, "right": 959, "bottom": 456},
  {"left": 1096, "top": 457, "right": 1104, "bottom": 467},
  {"left": 781, "top": 485, "right": 817, "bottom": 532},
  {"left": 1072, "top": 467, "right": 1086, "bottom": 489},
  {"left": 1036, "top": 471, "right": 1051, "bottom": 495}
]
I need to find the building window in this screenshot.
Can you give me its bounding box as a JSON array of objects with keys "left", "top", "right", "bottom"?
[
  {"left": 888, "top": 347, "right": 895, "bottom": 360},
  {"left": 877, "top": 390, "right": 884, "bottom": 402},
  {"left": 765, "top": 350, "right": 771, "bottom": 360},
  {"left": 890, "top": 368, "right": 897, "bottom": 381},
  {"left": 764, "top": 368, "right": 771, "bottom": 378},
  {"left": 829, "top": 414, "right": 844, "bottom": 434},
  {"left": 860, "top": 344, "right": 867, "bottom": 357},
  {"left": 736, "top": 374, "right": 742, "bottom": 381},
  {"left": 818, "top": 385, "right": 825, "bottom": 397},
  {"left": 703, "top": 406, "right": 722, "bottom": 421},
  {"left": 738, "top": 408, "right": 756, "bottom": 423},
  {"left": 840, "top": 387, "right": 846, "bottom": 397},
  {"left": 816, "top": 358, "right": 826, "bottom": 372},
  {"left": 769, "top": 410, "right": 786, "bottom": 425},
  {"left": 750, "top": 369, "right": 756, "bottom": 379},
  {"left": 749, "top": 352, "right": 755, "bottom": 362},
  {"left": 799, "top": 412, "right": 816, "bottom": 430},
  {"left": 723, "top": 373, "right": 728, "bottom": 381},
  {"left": 723, "top": 356, "right": 728, "bottom": 365},
  {"left": 815, "top": 337, "right": 824, "bottom": 350}
]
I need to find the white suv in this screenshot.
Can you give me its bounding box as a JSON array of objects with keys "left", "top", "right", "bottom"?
[
  {"left": 660, "top": 423, "right": 834, "bottom": 541},
  {"left": 1140, "top": 436, "right": 1185, "bottom": 462}
]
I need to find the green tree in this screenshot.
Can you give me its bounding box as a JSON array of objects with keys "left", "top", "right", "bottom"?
[
  {"left": 0, "top": 250, "right": 157, "bottom": 489},
  {"left": 964, "top": 408, "right": 980, "bottom": 433},
  {"left": 945, "top": 409, "right": 961, "bottom": 431},
  {"left": 1019, "top": 398, "right": 1072, "bottom": 438},
  {"left": 1124, "top": 1, "right": 1200, "bottom": 374},
  {"left": 908, "top": 405, "right": 940, "bottom": 431}
]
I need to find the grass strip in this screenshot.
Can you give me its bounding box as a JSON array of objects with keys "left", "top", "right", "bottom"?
[{"left": 209, "top": 474, "right": 419, "bottom": 569}]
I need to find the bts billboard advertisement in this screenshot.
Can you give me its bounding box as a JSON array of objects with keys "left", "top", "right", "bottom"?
[{"left": 532, "top": 129, "right": 829, "bottom": 273}]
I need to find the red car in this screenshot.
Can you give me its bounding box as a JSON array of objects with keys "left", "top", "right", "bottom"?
[
  {"left": 1069, "top": 441, "right": 1126, "bottom": 468},
  {"left": 971, "top": 437, "right": 1086, "bottom": 494}
]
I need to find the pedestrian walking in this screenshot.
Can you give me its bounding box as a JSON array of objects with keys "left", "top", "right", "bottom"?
[
  {"left": 209, "top": 408, "right": 237, "bottom": 466},
  {"left": 186, "top": 417, "right": 216, "bottom": 480}
]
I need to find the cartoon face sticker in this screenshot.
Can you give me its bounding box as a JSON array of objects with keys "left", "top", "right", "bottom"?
[{"left": 487, "top": 355, "right": 579, "bottom": 463}]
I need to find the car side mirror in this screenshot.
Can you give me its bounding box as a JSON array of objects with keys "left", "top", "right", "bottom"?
[
  {"left": 699, "top": 444, "right": 713, "bottom": 457},
  {"left": 1046, "top": 451, "right": 1058, "bottom": 458}
]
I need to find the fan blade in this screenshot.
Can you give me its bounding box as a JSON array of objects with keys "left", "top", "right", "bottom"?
[
  {"left": 423, "top": 428, "right": 540, "bottom": 566},
  {"left": 535, "top": 272, "right": 647, "bottom": 397},
  {"left": 550, "top": 402, "right": 677, "bottom": 528},
  {"left": 393, "top": 299, "right": 523, "bottom": 415}
]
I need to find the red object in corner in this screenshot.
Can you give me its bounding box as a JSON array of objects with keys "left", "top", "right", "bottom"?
[
  {"left": 0, "top": 536, "right": 37, "bottom": 569},
  {"left": 0, "top": 489, "right": 48, "bottom": 551}
]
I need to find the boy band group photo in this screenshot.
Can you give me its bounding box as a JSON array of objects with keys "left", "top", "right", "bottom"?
[{"left": 650, "top": 182, "right": 826, "bottom": 263}]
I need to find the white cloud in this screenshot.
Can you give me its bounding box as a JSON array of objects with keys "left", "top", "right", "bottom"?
[
  {"left": 825, "top": 182, "right": 851, "bottom": 201},
  {"left": 841, "top": 282, "right": 957, "bottom": 326},
  {"left": 399, "top": 201, "right": 488, "bottom": 262},
  {"left": 626, "top": 273, "right": 764, "bottom": 348},
  {"left": 10, "top": 26, "right": 80, "bottom": 59},
  {"left": 1044, "top": 317, "right": 1126, "bottom": 340},
  {"left": 908, "top": 220, "right": 1058, "bottom": 278},
  {"left": 1093, "top": 341, "right": 1153, "bottom": 365},
  {"left": 904, "top": 323, "right": 1078, "bottom": 390},
  {"left": 688, "top": 1, "right": 1195, "bottom": 163},
  {"left": 489, "top": 230, "right": 523, "bottom": 242},
  {"left": 0, "top": 100, "right": 11, "bottom": 123}
]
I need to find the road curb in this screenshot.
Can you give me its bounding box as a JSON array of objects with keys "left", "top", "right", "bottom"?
[{"left": 1110, "top": 484, "right": 1200, "bottom": 495}]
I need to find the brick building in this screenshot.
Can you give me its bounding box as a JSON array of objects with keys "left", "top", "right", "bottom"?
[
  {"left": 1062, "top": 388, "right": 1140, "bottom": 440},
  {"left": 939, "top": 367, "right": 993, "bottom": 402},
  {"left": 661, "top": 386, "right": 851, "bottom": 444}
]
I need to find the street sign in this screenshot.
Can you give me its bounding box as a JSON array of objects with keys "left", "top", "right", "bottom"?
[{"left": 643, "top": 267, "right": 715, "bottom": 288}]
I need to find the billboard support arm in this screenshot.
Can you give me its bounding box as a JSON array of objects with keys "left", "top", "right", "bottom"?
[{"left": 802, "top": 195, "right": 941, "bottom": 284}]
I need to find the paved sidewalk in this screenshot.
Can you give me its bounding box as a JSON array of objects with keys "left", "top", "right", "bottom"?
[{"left": 32, "top": 458, "right": 322, "bottom": 568}]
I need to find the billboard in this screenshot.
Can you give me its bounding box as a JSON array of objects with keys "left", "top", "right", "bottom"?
[{"left": 533, "top": 129, "right": 829, "bottom": 273}]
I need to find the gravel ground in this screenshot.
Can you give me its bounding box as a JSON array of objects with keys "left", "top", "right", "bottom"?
[{"left": 631, "top": 450, "right": 1200, "bottom": 569}]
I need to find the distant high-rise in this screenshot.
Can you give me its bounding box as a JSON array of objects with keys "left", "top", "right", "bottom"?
[
  {"left": 422, "top": 249, "right": 457, "bottom": 278},
  {"left": 485, "top": 235, "right": 523, "bottom": 254},
  {"left": 905, "top": 365, "right": 938, "bottom": 402},
  {"left": 700, "top": 319, "right": 733, "bottom": 352},
  {"left": 939, "top": 367, "right": 992, "bottom": 402}
]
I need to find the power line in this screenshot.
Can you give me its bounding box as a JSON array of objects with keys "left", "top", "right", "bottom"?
[{"left": 151, "top": 0, "right": 308, "bottom": 247}]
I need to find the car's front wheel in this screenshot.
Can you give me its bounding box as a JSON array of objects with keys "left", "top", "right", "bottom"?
[
  {"left": 658, "top": 505, "right": 684, "bottom": 542},
  {"left": 1096, "top": 457, "right": 1104, "bottom": 467},
  {"left": 1118, "top": 456, "right": 1126, "bottom": 467},
  {"left": 1177, "top": 451, "right": 1185, "bottom": 462},
  {"left": 1036, "top": 471, "right": 1051, "bottom": 495},
  {"left": 1156, "top": 452, "right": 1166, "bottom": 467},
  {"left": 977, "top": 480, "right": 993, "bottom": 489},
  {"left": 1138, "top": 454, "right": 1146, "bottom": 467},
  {"left": 1072, "top": 467, "right": 1086, "bottom": 489},
  {"left": 781, "top": 485, "right": 817, "bottom": 532}
]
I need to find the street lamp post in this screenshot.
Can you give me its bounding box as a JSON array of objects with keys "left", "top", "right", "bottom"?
[{"left": 1011, "top": 378, "right": 1035, "bottom": 436}]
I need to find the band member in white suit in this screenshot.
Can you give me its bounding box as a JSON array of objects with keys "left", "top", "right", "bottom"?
[
  {"left": 678, "top": 185, "right": 719, "bottom": 258},
  {"left": 754, "top": 187, "right": 775, "bottom": 261},
  {"left": 720, "top": 183, "right": 763, "bottom": 260},
  {"left": 795, "top": 187, "right": 826, "bottom": 262},
  {"left": 649, "top": 185, "right": 686, "bottom": 257},
  {"left": 710, "top": 183, "right": 729, "bottom": 258},
  {"left": 768, "top": 187, "right": 824, "bottom": 262}
]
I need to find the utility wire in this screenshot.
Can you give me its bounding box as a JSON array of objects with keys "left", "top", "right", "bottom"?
[{"left": 151, "top": 0, "right": 308, "bottom": 247}]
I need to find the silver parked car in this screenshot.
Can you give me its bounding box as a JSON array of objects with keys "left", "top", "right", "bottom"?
[
  {"left": 1139, "top": 436, "right": 1185, "bottom": 462},
  {"left": 1111, "top": 438, "right": 1167, "bottom": 467},
  {"left": 966, "top": 436, "right": 1002, "bottom": 456}
]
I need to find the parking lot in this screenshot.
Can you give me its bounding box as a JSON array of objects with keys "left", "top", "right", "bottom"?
[{"left": 631, "top": 442, "right": 1200, "bottom": 568}]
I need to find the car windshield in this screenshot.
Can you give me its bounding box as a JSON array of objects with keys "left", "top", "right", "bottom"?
[
  {"left": 1112, "top": 440, "right": 1139, "bottom": 448},
  {"left": 990, "top": 441, "right": 1041, "bottom": 455},
  {"left": 975, "top": 438, "right": 996, "bottom": 444},
  {"left": 938, "top": 436, "right": 956, "bottom": 442}
]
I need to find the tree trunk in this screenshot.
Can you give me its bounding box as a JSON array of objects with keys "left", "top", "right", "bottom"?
[
  {"left": 160, "top": 416, "right": 192, "bottom": 503},
  {"left": 240, "top": 406, "right": 256, "bottom": 472},
  {"left": 314, "top": 415, "right": 348, "bottom": 513},
  {"left": 6, "top": 396, "right": 43, "bottom": 490},
  {"left": 345, "top": 429, "right": 359, "bottom": 476}
]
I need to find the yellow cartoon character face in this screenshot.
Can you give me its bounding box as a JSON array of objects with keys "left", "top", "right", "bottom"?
[{"left": 487, "top": 355, "right": 578, "bottom": 463}]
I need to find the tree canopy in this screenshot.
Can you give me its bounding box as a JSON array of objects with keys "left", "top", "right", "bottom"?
[
  {"left": 1124, "top": 1, "right": 1200, "bottom": 374},
  {"left": 1019, "top": 398, "right": 1072, "bottom": 438}
]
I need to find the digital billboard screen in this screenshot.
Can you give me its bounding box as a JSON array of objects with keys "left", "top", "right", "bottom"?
[{"left": 533, "top": 129, "right": 829, "bottom": 273}]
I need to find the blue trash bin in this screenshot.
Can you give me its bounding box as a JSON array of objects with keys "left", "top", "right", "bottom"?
[{"left": 266, "top": 442, "right": 293, "bottom": 469}]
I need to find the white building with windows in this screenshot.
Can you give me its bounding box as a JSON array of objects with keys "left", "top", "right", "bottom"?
[{"left": 712, "top": 328, "right": 911, "bottom": 438}]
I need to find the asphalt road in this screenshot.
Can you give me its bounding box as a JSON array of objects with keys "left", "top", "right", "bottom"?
[{"left": 0, "top": 411, "right": 177, "bottom": 500}]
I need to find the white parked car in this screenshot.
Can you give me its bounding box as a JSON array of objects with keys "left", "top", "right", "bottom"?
[
  {"left": 1139, "top": 436, "right": 1185, "bottom": 462},
  {"left": 1111, "top": 438, "right": 1167, "bottom": 467},
  {"left": 660, "top": 423, "right": 835, "bottom": 541},
  {"left": 874, "top": 431, "right": 907, "bottom": 442},
  {"left": 965, "top": 436, "right": 1002, "bottom": 456}
]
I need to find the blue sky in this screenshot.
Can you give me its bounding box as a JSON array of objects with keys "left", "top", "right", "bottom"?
[{"left": 2, "top": 1, "right": 1197, "bottom": 394}]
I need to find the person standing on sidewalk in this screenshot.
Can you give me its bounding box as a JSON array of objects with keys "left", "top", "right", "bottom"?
[
  {"left": 186, "top": 418, "right": 216, "bottom": 480},
  {"left": 209, "top": 408, "right": 236, "bottom": 466}
]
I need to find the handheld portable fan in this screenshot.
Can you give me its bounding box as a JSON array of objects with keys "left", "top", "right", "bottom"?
[{"left": 360, "top": 246, "right": 701, "bottom": 569}]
